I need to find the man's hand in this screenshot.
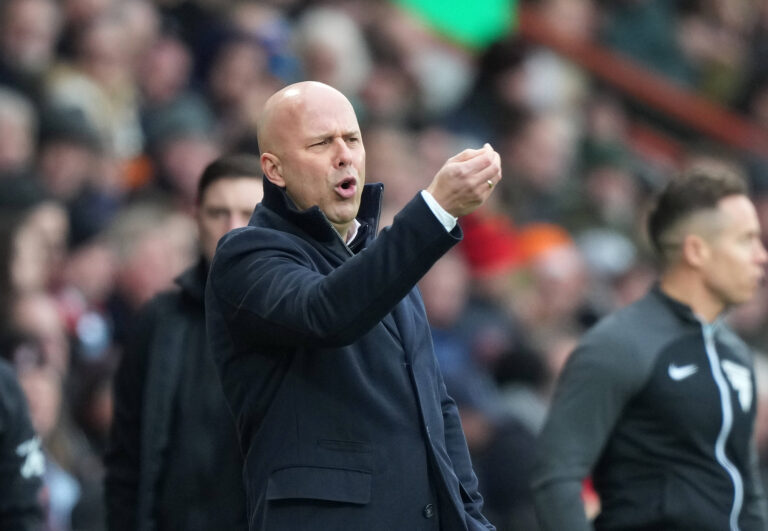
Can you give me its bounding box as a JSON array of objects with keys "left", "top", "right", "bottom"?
[{"left": 426, "top": 143, "right": 502, "bottom": 218}]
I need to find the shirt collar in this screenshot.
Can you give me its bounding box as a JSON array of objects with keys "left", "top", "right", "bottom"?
[{"left": 345, "top": 219, "right": 362, "bottom": 244}]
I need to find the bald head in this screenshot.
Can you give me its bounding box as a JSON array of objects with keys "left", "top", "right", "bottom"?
[
  {"left": 256, "top": 81, "right": 366, "bottom": 241},
  {"left": 257, "top": 81, "right": 355, "bottom": 156}
]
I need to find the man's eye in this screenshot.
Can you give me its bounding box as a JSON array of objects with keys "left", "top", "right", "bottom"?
[{"left": 312, "top": 139, "right": 329, "bottom": 147}]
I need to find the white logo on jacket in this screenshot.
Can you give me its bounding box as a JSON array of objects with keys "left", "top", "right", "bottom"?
[
  {"left": 721, "top": 360, "right": 752, "bottom": 412},
  {"left": 15, "top": 436, "right": 44, "bottom": 479},
  {"left": 668, "top": 363, "right": 698, "bottom": 381}
]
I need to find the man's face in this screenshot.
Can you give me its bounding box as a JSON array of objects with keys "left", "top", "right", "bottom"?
[
  {"left": 198, "top": 177, "right": 263, "bottom": 262},
  {"left": 2, "top": 0, "right": 59, "bottom": 72},
  {"left": 701, "top": 195, "right": 768, "bottom": 307},
  {"left": 266, "top": 88, "right": 365, "bottom": 238}
]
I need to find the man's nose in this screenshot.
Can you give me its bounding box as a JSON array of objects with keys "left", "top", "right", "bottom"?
[
  {"left": 334, "top": 139, "right": 352, "bottom": 168},
  {"left": 755, "top": 239, "right": 768, "bottom": 265}
]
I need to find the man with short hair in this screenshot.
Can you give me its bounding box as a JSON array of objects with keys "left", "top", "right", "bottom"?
[
  {"left": 532, "top": 166, "right": 768, "bottom": 530},
  {"left": 105, "top": 154, "right": 264, "bottom": 531},
  {"left": 206, "top": 81, "right": 500, "bottom": 530}
]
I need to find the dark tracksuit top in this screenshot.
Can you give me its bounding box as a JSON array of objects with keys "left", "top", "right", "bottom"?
[
  {"left": 532, "top": 286, "right": 768, "bottom": 531},
  {"left": 0, "top": 359, "right": 44, "bottom": 530}
]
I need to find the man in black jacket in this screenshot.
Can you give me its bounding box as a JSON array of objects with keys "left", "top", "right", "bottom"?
[
  {"left": 532, "top": 166, "right": 768, "bottom": 530},
  {"left": 105, "top": 155, "right": 263, "bottom": 531},
  {"left": 206, "top": 81, "right": 501, "bottom": 530},
  {"left": 0, "top": 355, "right": 44, "bottom": 530}
]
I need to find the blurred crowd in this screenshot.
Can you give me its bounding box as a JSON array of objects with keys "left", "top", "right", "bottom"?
[{"left": 3, "top": 0, "right": 768, "bottom": 529}]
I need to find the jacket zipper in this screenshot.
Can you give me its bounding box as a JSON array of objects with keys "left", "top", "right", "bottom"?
[
  {"left": 321, "top": 213, "right": 355, "bottom": 257},
  {"left": 701, "top": 322, "right": 744, "bottom": 531}
]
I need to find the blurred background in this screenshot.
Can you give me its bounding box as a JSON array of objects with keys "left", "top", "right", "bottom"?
[{"left": 2, "top": 0, "right": 768, "bottom": 529}]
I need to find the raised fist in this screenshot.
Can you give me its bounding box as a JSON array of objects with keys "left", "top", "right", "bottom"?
[{"left": 426, "top": 143, "right": 502, "bottom": 218}]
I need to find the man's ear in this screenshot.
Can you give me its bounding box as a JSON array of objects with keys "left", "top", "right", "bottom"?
[
  {"left": 681, "top": 233, "right": 710, "bottom": 269},
  {"left": 261, "top": 153, "right": 285, "bottom": 187}
]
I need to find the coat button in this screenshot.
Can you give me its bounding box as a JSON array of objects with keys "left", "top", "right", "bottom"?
[{"left": 422, "top": 503, "right": 435, "bottom": 519}]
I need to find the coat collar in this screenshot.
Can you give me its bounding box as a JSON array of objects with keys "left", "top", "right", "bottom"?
[
  {"left": 650, "top": 283, "right": 725, "bottom": 329},
  {"left": 258, "top": 176, "right": 383, "bottom": 248}
]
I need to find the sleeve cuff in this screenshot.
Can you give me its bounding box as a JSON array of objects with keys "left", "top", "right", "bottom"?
[{"left": 420, "top": 190, "right": 458, "bottom": 232}]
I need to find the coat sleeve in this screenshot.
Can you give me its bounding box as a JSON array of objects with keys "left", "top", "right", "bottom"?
[
  {"left": 0, "top": 362, "right": 44, "bottom": 531},
  {"left": 530, "top": 330, "right": 645, "bottom": 531},
  {"left": 104, "top": 301, "right": 157, "bottom": 531},
  {"left": 438, "top": 376, "right": 496, "bottom": 530},
  {"left": 208, "top": 195, "right": 461, "bottom": 350}
]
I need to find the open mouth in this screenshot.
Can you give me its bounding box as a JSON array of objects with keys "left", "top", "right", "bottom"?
[{"left": 335, "top": 177, "right": 357, "bottom": 198}]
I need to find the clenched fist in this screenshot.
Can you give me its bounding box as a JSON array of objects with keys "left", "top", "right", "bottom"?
[{"left": 426, "top": 143, "right": 502, "bottom": 218}]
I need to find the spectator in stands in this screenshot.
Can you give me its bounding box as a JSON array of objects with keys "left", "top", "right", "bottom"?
[
  {"left": 0, "top": 87, "right": 37, "bottom": 175},
  {"left": 47, "top": 11, "right": 143, "bottom": 158},
  {"left": 104, "top": 200, "right": 197, "bottom": 348},
  {"left": 0, "top": 0, "right": 61, "bottom": 106},
  {"left": 0, "top": 334, "right": 45, "bottom": 531}
]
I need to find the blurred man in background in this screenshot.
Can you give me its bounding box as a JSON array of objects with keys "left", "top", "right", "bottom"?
[
  {"left": 105, "top": 154, "right": 263, "bottom": 531},
  {"left": 533, "top": 166, "right": 768, "bottom": 530}
]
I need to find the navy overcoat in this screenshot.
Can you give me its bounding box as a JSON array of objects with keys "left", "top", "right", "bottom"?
[{"left": 206, "top": 178, "right": 494, "bottom": 531}]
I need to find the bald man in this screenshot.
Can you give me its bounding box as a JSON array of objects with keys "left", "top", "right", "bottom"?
[
  {"left": 532, "top": 167, "right": 768, "bottom": 530},
  {"left": 205, "top": 81, "right": 500, "bottom": 530}
]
